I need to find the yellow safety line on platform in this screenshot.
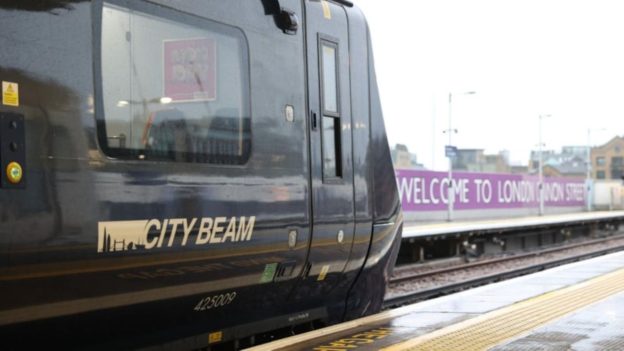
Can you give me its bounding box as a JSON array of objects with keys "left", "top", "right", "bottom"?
[{"left": 382, "top": 267, "right": 624, "bottom": 351}]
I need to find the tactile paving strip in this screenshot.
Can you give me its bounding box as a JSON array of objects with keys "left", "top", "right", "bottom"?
[{"left": 381, "top": 267, "right": 624, "bottom": 351}]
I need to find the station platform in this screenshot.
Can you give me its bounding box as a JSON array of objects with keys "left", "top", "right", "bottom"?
[
  {"left": 402, "top": 210, "right": 624, "bottom": 238},
  {"left": 246, "top": 250, "right": 624, "bottom": 351}
]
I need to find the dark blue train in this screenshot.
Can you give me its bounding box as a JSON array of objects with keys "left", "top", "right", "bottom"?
[{"left": 0, "top": 0, "right": 402, "bottom": 349}]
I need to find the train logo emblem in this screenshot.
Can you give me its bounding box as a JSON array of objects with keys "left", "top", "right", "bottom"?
[
  {"left": 98, "top": 217, "right": 256, "bottom": 253},
  {"left": 98, "top": 220, "right": 150, "bottom": 253}
]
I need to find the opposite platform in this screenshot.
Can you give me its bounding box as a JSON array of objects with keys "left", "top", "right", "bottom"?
[{"left": 402, "top": 210, "right": 624, "bottom": 238}]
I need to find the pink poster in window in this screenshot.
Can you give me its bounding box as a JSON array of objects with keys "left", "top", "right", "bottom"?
[{"left": 163, "top": 38, "right": 216, "bottom": 102}]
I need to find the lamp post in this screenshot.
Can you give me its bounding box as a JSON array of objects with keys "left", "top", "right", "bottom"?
[
  {"left": 538, "top": 114, "right": 551, "bottom": 216},
  {"left": 445, "top": 91, "right": 476, "bottom": 222},
  {"left": 586, "top": 128, "right": 606, "bottom": 211}
]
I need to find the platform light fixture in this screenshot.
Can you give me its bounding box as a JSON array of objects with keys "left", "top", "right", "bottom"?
[
  {"left": 586, "top": 128, "right": 606, "bottom": 211},
  {"left": 538, "top": 114, "right": 551, "bottom": 216},
  {"left": 445, "top": 91, "right": 476, "bottom": 222},
  {"left": 117, "top": 97, "right": 173, "bottom": 108}
]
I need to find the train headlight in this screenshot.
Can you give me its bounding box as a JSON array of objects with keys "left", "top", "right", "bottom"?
[{"left": 6, "top": 161, "right": 23, "bottom": 184}]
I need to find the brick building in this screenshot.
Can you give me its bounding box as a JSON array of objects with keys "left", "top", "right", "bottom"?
[
  {"left": 452, "top": 149, "right": 510, "bottom": 173},
  {"left": 591, "top": 136, "right": 624, "bottom": 180}
]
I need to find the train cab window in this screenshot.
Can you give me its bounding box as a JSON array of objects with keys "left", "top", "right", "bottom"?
[
  {"left": 99, "top": 3, "right": 251, "bottom": 164},
  {"left": 320, "top": 38, "right": 342, "bottom": 179}
]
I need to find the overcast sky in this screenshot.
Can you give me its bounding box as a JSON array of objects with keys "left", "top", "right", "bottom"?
[{"left": 354, "top": 0, "right": 624, "bottom": 170}]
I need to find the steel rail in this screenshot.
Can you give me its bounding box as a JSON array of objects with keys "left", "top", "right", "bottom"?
[
  {"left": 390, "top": 234, "right": 624, "bottom": 285},
  {"left": 383, "top": 243, "right": 624, "bottom": 309}
]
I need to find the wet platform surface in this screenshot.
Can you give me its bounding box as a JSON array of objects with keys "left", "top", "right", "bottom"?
[
  {"left": 246, "top": 251, "right": 624, "bottom": 351},
  {"left": 492, "top": 291, "right": 624, "bottom": 351}
]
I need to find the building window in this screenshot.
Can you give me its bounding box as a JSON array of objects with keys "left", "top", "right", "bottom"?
[
  {"left": 596, "top": 157, "right": 606, "bottom": 166},
  {"left": 596, "top": 170, "right": 606, "bottom": 179},
  {"left": 611, "top": 157, "right": 623, "bottom": 179},
  {"left": 98, "top": 3, "right": 251, "bottom": 164}
]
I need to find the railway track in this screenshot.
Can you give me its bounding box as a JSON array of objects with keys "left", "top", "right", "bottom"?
[{"left": 383, "top": 234, "right": 624, "bottom": 309}]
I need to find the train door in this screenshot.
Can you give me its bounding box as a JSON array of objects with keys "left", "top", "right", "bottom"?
[{"left": 299, "top": 0, "right": 356, "bottom": 296}]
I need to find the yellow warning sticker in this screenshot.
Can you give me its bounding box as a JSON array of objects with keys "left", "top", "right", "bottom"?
[
  {"left": 208, "top": 331, "right": 223, "bottom": 344},
  {"left": 321, "top": 0, "right": 332, "bottom": 19},
  {"left": 2, "top": 81, "right": 19, "bottom": 107},
  {"left": 317, "top": 265, "right": 330, "bottom": 281}
]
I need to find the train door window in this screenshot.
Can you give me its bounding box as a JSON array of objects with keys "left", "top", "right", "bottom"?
[
  {"left": 319, "top": 38, "right": 342, "bottom": 179},
  {"left": 321, "top": 42, "right": 339, "bottom": 115},
  {"left": 98, "top": 2, "right": 251, "bottom": 164}
]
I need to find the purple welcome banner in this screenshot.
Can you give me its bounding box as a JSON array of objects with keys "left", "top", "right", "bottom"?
[{"left": 396, "top": 169, "right": 586, "bottom": 212}]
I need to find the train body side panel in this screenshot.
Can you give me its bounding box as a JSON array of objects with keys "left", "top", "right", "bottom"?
[
  {"left": 0, "top": 0, "right": 323, "bottom": 347},
  {"left": 0, "top": 0, "right": 401, "bottom": 348},
  {"left": 345, "top": 8, "right": 403, "bottom": 319},
  {"left": 344, "top": 2, "right": 374, "bottom": 279}
]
